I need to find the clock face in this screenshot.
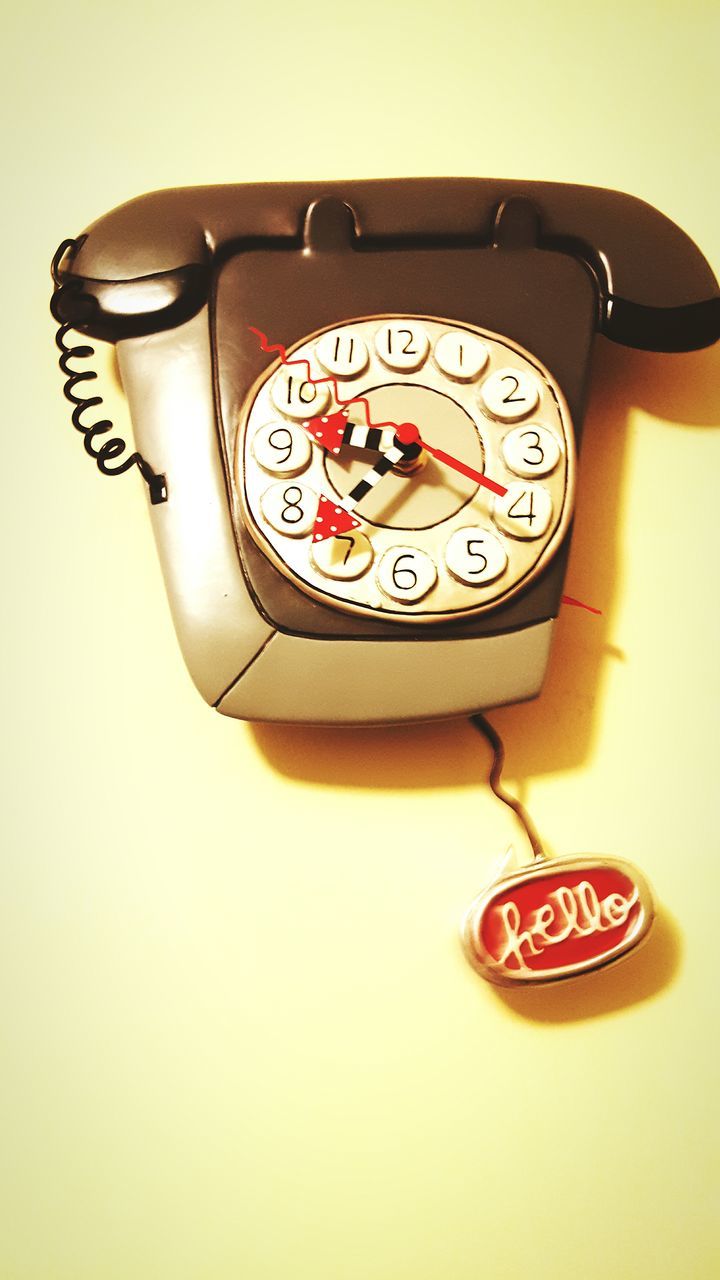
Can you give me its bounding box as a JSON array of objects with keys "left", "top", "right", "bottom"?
[{"left": 237, "top": 316, "right": 575, "bottom": 623}]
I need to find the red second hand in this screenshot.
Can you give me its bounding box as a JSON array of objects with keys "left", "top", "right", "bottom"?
[
  {"left": 395, "top": 423, "right": 508, "bottom": 498},
  {"left": 395, "top": 425, "right": 599, "bottom": 613}
]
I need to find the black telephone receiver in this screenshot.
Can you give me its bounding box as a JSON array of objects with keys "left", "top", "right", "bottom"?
[{"left": 51, "top": 178, "right": 720, "bottom": 725}]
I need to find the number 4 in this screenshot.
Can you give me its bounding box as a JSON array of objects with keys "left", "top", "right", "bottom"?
[{"left": 507, "top": 490, "right": 535, "bottom": 525}]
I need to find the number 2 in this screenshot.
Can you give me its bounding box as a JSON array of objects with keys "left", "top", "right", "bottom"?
[{"left": 501, "top": 375, "right": 525, "bottom": 404}]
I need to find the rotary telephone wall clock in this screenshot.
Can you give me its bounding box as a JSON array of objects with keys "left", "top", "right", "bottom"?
[
  {"left": 51, "top": 178, "right": 720, "bottom": 725},
  {"left": 51, "top": 179, "right": 719, "bottom": 985}
]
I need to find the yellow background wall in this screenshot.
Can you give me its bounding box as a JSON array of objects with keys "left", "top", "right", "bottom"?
[{"left": 2, "top": 3, "right": 718, "bottom": 1277}]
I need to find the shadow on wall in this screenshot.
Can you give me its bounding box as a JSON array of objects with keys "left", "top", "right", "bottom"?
[{"left": 485, "top": 906, "right": 683, "bottom": 1024}]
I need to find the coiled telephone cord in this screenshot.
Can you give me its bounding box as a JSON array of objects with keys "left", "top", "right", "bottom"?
[{"left": 50, "top": 239, "right": 168, "bottom": 504}]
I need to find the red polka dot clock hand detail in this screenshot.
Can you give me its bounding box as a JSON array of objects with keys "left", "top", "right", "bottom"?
[{"left": 303, "top": 409, "right": 396, "bottom": 456}]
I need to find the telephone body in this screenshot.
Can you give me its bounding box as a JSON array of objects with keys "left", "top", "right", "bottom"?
[{"left": 52, "top": 179, "right": 720, "bottom": 725}]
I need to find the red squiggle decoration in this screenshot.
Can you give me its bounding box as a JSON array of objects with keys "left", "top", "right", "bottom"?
[
  {"left": 560, "top": 595, "right": 602, "bottom": 614},
  {"left": 248, "top": 325, "right": 410, "bottom": 432},
  {"left": 249, "top": 326, "right": 600, "bottom": 617}
]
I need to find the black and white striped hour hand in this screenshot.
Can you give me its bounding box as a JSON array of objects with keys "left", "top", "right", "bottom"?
[
  {"left": 303, "top": 410, "right": 395, "bottom": 456},
  {"left": 342, "top": 422, "right": 396, "bottom": 453},
  {"left": 312, "top": 441, "right": 406, "bottom": 543}
]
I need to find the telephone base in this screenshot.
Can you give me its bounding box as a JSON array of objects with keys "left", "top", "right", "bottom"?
[{"left": 214, "top": 619, "right": 554, "bottom": 725}]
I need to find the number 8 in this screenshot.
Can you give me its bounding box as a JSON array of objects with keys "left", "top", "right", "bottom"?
[{"left": 281, "top": 486, "right": 305, "bottom": 524}]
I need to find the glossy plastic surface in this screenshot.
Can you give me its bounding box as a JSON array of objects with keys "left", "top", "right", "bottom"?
[{"left": 57, "top": 179, "right": 720, "bottom": 351}]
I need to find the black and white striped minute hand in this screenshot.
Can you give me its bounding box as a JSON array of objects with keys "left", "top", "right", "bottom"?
[{"left": 312, "top": 436, "right": 410, "bottom": 543}]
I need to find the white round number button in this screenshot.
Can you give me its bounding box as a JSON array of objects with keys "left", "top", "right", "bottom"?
[
  {"left": 375, "top": 322, "right": 429, "bottom": 372},
  {"left": 444, "top": 527, "right": 508, "bottom": 586},
  {"left": 271, "top": 368, "right": 330, "bottom": 420},
  {"left": 493, "top": 483, "right": 553, "bottom": 539},
  {"left": 434, "top": 331, "right": 489, "bottom": 382},
  {"left": 260, "top": 482, "right": 317, "bottom": 537},
  {"left": 481, "top": 367, "right": 540, "bottom": 422},
  {"left": 502, "top": 425, "right": 561, "bottom": 478},
  {"left": 252, "top": 422, "right": 312, "bottom": 477},
  {"left": 376, "top": 546, "right": 437, "bottom": 603},
  {"left": 316, "top": 329, "right": 369, "bottom": 379},
  {"left": 310, "top": 531, "right": 374, "bottom": 581}
]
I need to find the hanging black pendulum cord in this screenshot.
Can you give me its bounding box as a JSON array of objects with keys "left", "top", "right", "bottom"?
[
  {"left": 469, "top": 713, "right": 546, "bottom": 863},
  {"left": 50, "top": 239, "right": 168, "bottom": 504}
]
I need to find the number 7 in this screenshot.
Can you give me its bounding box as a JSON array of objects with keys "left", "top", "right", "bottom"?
[{"left": 336, "top": 535, "right": 355, "bottom": 565}]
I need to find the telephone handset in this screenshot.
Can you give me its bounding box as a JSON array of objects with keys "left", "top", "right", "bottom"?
[{"left": 51, "top": 178, "right": 720, "bottom": 725}]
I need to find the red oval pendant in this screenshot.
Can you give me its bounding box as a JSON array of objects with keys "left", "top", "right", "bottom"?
[{"left": 463, "top": 856, "right": 654, "bottom": 985}]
